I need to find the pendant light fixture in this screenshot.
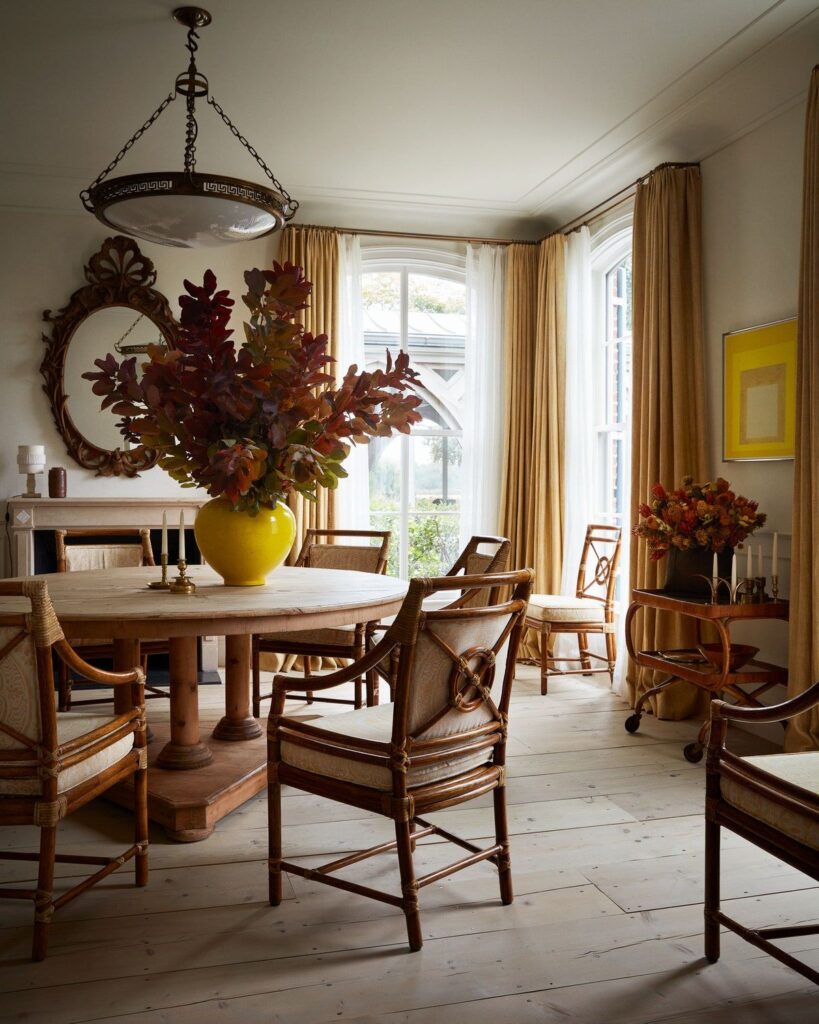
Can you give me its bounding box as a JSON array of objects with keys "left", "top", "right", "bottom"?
[{"left": 81, "top": 7, "right": 298, "bottom": 248}]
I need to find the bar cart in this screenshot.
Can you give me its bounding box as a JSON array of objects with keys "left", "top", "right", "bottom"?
[{"left": 624, "top": 589, "right": 789, "bottom": 762}]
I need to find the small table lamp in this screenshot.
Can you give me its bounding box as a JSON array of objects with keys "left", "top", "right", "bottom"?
[{"left": 17, "top": 445, "right": 46, "bottom": 498}]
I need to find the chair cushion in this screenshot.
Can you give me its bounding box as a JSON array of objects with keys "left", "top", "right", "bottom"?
[
  {"left": 0, "top": 711, "right": 136, "bottom": 797},
  {"left": 281, "top": 703, "right": 490, "bottom": 791},
  {"left": 526, "top": 595, "right": 605, "bottom": 623},
  {"left": 259, "top": 624, "right": 358, "bottom": 649},
  {"left": 721, "top": 751, "right": 819, "bottom": 851}
]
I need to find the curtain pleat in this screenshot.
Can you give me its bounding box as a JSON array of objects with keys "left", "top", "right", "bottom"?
[
  {"left": 786, "top": 66, "right": 819, "bottom": 751},
  {"left": 499, "top": 238, "right": 566, "bottom": 660},
  {"left": 278, "top": 225, "right": 340, "bottom": 551},
  {"left": 626, "top": 165, "right": 710, "bottom": 719}
]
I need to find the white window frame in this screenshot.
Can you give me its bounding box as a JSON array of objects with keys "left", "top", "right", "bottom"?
[
  {"left": 361, "top": 245, "right": 467, "bottom": 578},
  {"left": 590, "top": 211, "right": 633, "bottom": 526}
]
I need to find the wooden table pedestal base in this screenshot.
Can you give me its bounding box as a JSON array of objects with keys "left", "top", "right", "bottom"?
[{"left": 109, "top": 721, "right": 267, "bottom": 842}]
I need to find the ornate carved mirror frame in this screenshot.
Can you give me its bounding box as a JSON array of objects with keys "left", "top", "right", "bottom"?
[{"left": 41, "top": 235, "right": 179, "bottom": 477}]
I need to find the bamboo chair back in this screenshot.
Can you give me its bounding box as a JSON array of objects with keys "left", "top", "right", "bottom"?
[
  {"left": 445, "top": 535, "right": 511, "bottom": 609},
  {"left": 296, "top": 529, "right": 390, "bottom": 576},
  {"left": 0, "top": 581, "right": 64, "bottom": 790},
  {"left": 574, "top": 524, "right": 622, "bottom": 613},
  {"left": 387, "top": 570, "right": 532, "bottom": 764},
  {"left": 56, "top": 529, "right": 155, "bottom": 573}
]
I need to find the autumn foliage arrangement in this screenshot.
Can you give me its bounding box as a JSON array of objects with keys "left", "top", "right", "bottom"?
[
  {"left": 83, "top": 262, "right": 422, "bottom": 513},
  {"left": 633, "top": 476, "right": 766, "bottom": 560}
]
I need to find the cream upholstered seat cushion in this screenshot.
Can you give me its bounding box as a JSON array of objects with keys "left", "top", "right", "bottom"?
[
  {"left": 281, "top": 703, "right": 490, "bottom": 790},
  {"left": 526, "top": 595, "right": 605, "bottom": 623},
  {"left": 721, "top": 751, "right": 819, "bottom": 851},
  {"left": 0, "top": 711, "right": 136, "bottom": 797}
]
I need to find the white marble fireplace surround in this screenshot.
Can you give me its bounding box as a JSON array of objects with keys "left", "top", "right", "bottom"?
[{"left": 6, "top": 495, "right": 218, "bottom": 670}]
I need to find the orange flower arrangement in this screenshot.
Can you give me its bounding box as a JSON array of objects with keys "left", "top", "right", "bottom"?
[{"left": 634, "top": 476, "right": 766, "bottom": 560}]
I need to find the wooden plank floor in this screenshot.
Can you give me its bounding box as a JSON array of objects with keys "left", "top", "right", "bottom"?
[{"left": 1, "top": 667, "right": 818, "bottom": 1023}]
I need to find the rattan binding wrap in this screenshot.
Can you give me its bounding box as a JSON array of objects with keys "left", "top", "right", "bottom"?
[{"left": 21, "top": 580, "right": 64, "bottom": 648}]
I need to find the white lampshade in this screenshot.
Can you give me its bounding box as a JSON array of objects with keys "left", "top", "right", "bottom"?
[{"left": 17, "top": 445, "right": 46, "bottom": 474}]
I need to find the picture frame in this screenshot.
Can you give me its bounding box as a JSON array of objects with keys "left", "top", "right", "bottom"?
[{"left": 723, "top": 317, "right": 797, "bottom": 461}]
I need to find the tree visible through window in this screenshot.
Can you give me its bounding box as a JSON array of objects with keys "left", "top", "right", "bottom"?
[{"left": 361, "top": 255, "right": 466, "bottom": 577}]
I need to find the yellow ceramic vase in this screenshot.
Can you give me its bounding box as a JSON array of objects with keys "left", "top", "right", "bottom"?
[{"left": 194, "top": 498, "right": 296, "bottom": 586}]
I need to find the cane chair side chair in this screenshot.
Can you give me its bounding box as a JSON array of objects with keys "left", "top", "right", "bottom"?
[
  {"left": 372, "top": 535, "right": 512, "bottom": 697},
  {"left": 0, "top": 579, "right": 148, "bottom": 960},
  {"left": 252, "top": 529, "right": 391, "bottom": 717},
  {"left": 704, "top": 683, "right": 819, "bottom": 984},
  {"left": 55, "top": 528, "right": 168, "bottom": 711},
  {"left": 267, "top": 567, "right": 534, "bottom": 951},
  {"left": 524, "top": 523, "right": 622, "bottom": 694}
]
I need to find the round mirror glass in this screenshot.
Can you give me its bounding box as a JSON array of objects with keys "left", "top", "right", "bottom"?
[{"left": 63, "top": 306, "right": 167, "bottom": 453}]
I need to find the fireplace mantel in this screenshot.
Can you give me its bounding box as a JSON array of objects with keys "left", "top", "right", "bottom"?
[
  {"left": 6, "top": 495, "right": 216, "bottom": 670},
  {"left": 6, "top": 495, "right": 206, "bottom": 578}
]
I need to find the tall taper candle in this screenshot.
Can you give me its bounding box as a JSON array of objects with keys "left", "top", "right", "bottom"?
[
  {"left": 712, "top": 552, "right": 718, "bottom": 584},
  {"left": 758, "top": 544, "right": 763, "bottom": 578},
  {"left": 179, "top": 511, "right": 186, "bottom": 561},
  {"left": 772, "top": 532, "right": 778, "bottom": 578},
  {"left": 746, "top": 544, "right": 752, "bottom": 579},
  {"left": 731, "top": 553, "right": 737, "bottom": 591},
  {"left": 161, "top": 511, "right": 168, "bottom": 559}
]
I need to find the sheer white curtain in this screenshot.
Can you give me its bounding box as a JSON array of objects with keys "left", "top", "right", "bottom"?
[
  {"left": 558, "top": 228, "right": 596, "bottom": 657},
  {"left": 460, "top": 243, "right": 506, "bottom": 547},
  {"left": 336, "top": 233, "right": 370, "bottom": 530}
]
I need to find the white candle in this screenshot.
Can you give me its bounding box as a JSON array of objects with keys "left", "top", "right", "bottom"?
[
  {"left": 771, "top": 532, "right": 778, "bottom": 578},
  {"left": 179, "top": 511, "right": 186, "bottom": 561},
  {"left": 161, "top": 511, "right": 168, "bottom": 559},
  {"left": 746, "top": 545, "right": 752, "bottom": 579},
  {"left": 712, "top": 552, "right": 718, "bottom": 584},
  {"left": 758, "top": 544, "right": 763, "bottom": 578},
  {"left": 731, "top": 553, "right": 737, "bottom": 592}
]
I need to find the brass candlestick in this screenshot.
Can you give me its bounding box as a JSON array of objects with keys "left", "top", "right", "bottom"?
[
  {"left": 771, "top": 574, "right": 779, "bottom": 601},
  {"left": 147, "top": 553, "right": 171, "bottom": 590},
  {"left": 169, "top": 558, "right": 196, "bottom": 594},
  {"left": 737, "top": 577, "right": 757, "bottom": 604}
]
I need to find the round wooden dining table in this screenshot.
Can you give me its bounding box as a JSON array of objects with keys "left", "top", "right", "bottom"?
[{"left": 5, "top": 564, "right": 407, "bottom": 840}]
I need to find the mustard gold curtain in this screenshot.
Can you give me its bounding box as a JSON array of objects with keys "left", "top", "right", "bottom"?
[
  {"left": 626, "top": 165, "right": 710, "bottom": 719},
  {"left": 499, "top": 237, "right": 566, "bottom": 659},
  {"left": 786, "top": 66, "right": 819, "bottom": 751},
  {"left": 278, "top": 225, "right": 340, "bottom": 550}
]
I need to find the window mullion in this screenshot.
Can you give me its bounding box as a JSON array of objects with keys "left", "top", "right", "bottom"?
[{"left": 399, "top": 267, "right": 410, "bottom": 580}]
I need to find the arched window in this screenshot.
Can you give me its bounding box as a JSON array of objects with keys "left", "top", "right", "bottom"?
[{"left": 361, "top": 246, "right": 466, "bottom": 577}]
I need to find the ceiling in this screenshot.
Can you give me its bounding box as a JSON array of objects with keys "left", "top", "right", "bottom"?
[{"left": 2, "top": 0, "right": 818, "bottom": 240}]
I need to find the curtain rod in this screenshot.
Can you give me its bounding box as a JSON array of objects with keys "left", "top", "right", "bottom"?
[
  {"left": 295, "top": 161, "right": 701, "bottom": 249},
  {"left": 540, "top": 160, "right": 701, "bottom": 240},
  {"left": 295, "top": 224, "right": 531, "bottom": 247}
]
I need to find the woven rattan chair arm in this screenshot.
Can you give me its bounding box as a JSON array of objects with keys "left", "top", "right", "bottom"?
[{"left": 54, "top": 639, "right": 145, "bottom": 688}]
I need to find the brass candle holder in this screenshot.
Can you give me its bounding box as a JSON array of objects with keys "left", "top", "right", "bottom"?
[
  {"left": 770, "top": 574, "right": 779, "bottom": 601},
  {"left": 169, "top": 558, "right": 196, "bottom": 595},
  {"left": 147, "top": 553, "right": 171, "bottom": 590}
]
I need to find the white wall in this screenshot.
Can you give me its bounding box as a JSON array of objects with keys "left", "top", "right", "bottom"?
[
  {"left": 0, "top": 208, "right": 280, "bottom": 576},
  {"left": 701, "top": 100, "right": 805, "bottom": 707}
]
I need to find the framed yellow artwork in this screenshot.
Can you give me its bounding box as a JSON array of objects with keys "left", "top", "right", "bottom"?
[{"left": 723, "top": 317, "right": 797, "bottom": 461}]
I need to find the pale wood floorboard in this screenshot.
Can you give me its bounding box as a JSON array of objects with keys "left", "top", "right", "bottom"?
[{"left": 1, "top": 666, "right": 817, "bottom": 1023}]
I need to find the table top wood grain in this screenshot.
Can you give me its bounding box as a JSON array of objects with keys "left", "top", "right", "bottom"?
[{"left": 0, "top": 565, "right": 409, "bottom": 640}]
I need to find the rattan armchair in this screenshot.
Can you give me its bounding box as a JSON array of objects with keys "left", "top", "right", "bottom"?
[
  {"left": 0, "top": 579, "right": 148, "bottom": 960},
  {"left": 252, "top": 529, "right": 391, "bottom": 715},
  {"left": 705, "top": 682, "right": 819, "bottom": 984},
  {"left": 267, "top": 567, "right": 533, "bottom": 951}
]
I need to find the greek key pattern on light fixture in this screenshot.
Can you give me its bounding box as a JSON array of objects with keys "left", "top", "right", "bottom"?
[
  {"left": 202, "top": 180, "right": 275, "bottom": 205},
  {"left": 101, "top": 180, "right": 174, "bottom": 201}
]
